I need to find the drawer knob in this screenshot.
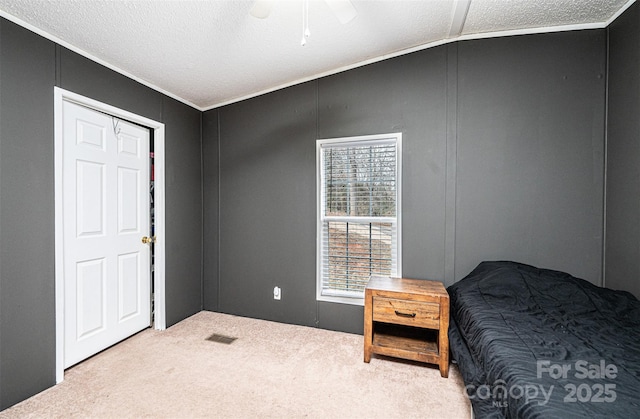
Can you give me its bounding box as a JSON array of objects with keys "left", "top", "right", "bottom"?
[{"left": 394, "top": 310, "right": 416, "bottom": 318}]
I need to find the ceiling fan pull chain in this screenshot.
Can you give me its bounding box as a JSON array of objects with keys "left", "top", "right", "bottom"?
[
  {"left": 301, "top": 0, "right": 310, "bottom": 46},
  {"left": 305, "top": 0, "right": 311, "bottom": 38}
]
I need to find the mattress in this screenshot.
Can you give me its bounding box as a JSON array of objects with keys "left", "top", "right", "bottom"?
[{"left": 447, "top": 261, "right": 640, "bottom": 418}]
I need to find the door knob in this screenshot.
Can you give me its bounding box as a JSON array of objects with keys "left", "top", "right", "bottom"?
[{"left": 142, "top": 236, "right": 156, "bottom": 244}]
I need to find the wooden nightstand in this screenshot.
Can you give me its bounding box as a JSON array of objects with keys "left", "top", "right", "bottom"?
[{"left": 363, "top": 276, "right": 450, "bottom": 378}]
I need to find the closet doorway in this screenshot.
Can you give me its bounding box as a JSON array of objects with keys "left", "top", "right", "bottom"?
[{"left": 54, "top": 88, "right": 166, "bottom": 383}]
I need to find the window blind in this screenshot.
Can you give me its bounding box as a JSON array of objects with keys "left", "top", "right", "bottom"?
[{"left": 318, "top": 137, "right": 400, "bottom": 300}]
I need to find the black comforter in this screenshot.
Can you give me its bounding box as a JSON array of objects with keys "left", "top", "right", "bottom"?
[{"left": 448, "top": 261, "right": 640, "bottom": 418}]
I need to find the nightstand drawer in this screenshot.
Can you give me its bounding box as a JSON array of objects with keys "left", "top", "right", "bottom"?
[{"left": 372, "top": 297, "right": 440, "bottom": 329}]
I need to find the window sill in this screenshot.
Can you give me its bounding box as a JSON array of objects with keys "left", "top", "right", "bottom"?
[{"left": 317, "top": 294, "right": 365, "bottom": 306}]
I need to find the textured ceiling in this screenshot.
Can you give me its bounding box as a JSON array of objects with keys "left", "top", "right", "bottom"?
[{"left": 0, "top": 0, "right": 633, "bottom": 110}]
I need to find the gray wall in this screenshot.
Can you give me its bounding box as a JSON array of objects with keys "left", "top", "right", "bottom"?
[
  {"left": 202, "top": 110, "right": 219, "bottom": 310},
  {"left": 605, "top": 1, "right": 640, "bottom": 298},
  {"left": 203, "top": 29, "right": 607, "bottom": 334},
  {"left": 0, "top": 18, "right": 57, "bottom": 411},
  {"left": 0, "top": 18, "right": 202, "bottom": 409},
  {"left": 455, "top": 31, "right": 606, "bottom": 282},
  {"left": 161, "top": 98, "right": 203, "bottom": 325},
  {"left": 216, "top": 82, "right": 318, "bottom": 328}
]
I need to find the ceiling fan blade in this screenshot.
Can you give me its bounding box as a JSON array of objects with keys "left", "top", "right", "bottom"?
[
  {"left": 250, "top": 0, "right": 274, "bottom": 19},
  {"left": 324, "top": 0, "right": 357, "bottom": 24}
]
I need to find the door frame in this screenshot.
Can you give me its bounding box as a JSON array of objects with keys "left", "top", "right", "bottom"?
[{"left": 53, "top": 87, "right": 166, "bottom": 383}]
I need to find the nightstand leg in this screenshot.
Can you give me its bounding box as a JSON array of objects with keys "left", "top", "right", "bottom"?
[
  {"left": 439, "top": 294, "right": 450, "bottom": 378},
  {"left": 363, "top": 289, "right": 373, "bottom": 363},
  {"left": 439, "top": 359, "right": 449, "bottom": 378}
]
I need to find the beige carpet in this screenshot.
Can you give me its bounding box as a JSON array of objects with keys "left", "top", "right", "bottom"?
[{"left": 1, "top": 311, "right": 471, "bottom": 418}]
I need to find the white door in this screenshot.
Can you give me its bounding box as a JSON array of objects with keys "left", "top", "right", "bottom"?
[{"left": 62, "top": 100, "right": 151, "bottom": 368}]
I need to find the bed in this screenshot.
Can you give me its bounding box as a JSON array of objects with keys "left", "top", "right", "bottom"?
[{"left": 447, "top": 261, "right": 640, "bottom": 418}]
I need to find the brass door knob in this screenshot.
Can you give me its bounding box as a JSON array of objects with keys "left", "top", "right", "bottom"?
[{"left": 141, "top": 236, "right": 156, "bottom": 244}]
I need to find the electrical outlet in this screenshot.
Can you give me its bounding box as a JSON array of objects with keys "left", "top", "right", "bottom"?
[{"left": 273, "top": 286, "right": 281, "bottom": 300}]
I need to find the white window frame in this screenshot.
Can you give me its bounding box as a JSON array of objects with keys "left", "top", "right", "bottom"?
[{"left": 316, "top": 133, "right": 402, "bottom": 305}]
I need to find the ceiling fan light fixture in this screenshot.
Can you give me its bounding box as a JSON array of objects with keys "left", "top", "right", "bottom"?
[{"left": 250, "top": 0, "right": 274, "bottom": 19}]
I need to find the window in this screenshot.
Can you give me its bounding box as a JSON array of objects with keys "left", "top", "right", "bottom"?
[{"left": 316, "top": 133, "right": 402, "bottom": 305}]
